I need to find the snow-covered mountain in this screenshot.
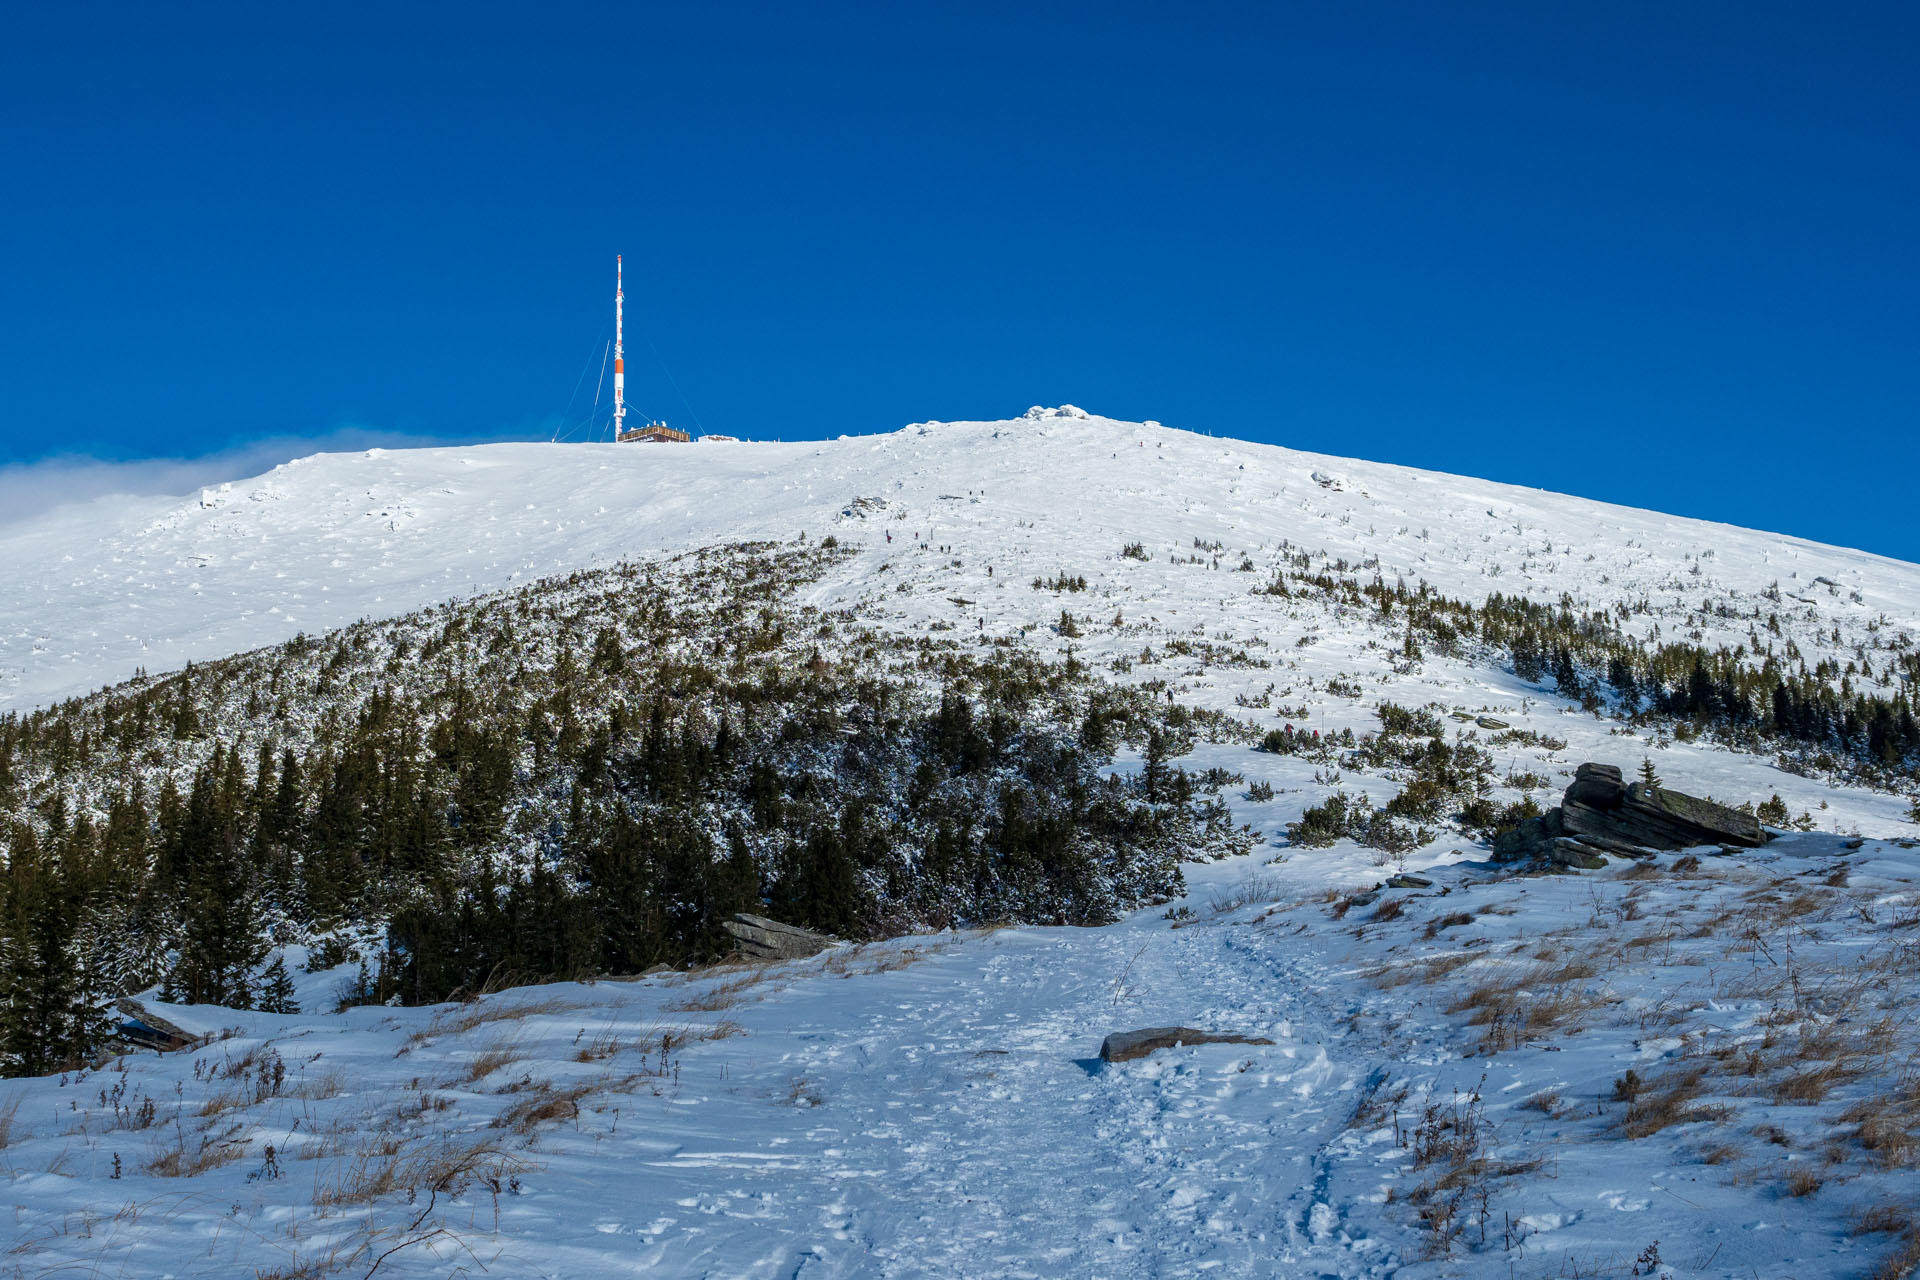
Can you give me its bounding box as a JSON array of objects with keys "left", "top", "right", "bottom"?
[
  {"left": 4, "top": 406, "right": 1911, "bottom": 713},
  {"left": 5, "top": 409, "right": 1920, "bottom": 1279}
]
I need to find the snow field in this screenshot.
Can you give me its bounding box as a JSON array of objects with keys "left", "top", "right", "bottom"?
[
  {"left": 8, "top": 816, "right": 1918, "bottom": 1277},
  {"left": 4, "top": 410, "right": 1915, "bottom": 717},
  {"left": 5, "top": 410, "right": 1920, "bottom": 1276}
]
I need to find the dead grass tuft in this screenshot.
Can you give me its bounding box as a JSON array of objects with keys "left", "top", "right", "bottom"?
[
  {"left": 146, "top": 1121, "right": 247, "bottom": 1177},
  {"left": 1370, "top": 897, "right": 1407, "bottom": 923},
  {"left": 1855, "top": 1205, "right": 1915, "bottom": 1235},
  {"left": 447, "top": 1041, "right": 525, "bottom": 1087},
  {"left": 1771, "top": 1062, "right": 1857, "bottom": 1106},
  {"left": 667, "top": 965, "right": 780, "bottom": 1012},
  {"left": 821, "top": 940, "right": 948, "bottom": 978},
  {"left": 0, "top": 1094, "right": 21, "bottom": 1150},
  {"left": 1448, "top": 959, "right": 1607, "bottom": 1053},
  {"left": 1867, "top": 1229, "right": 1920, "bottom": 1280},
  {"left": 493, "top": 1083, "right": 594, "bottom": 1135},
  {"left": 1620, "top": 1066, "right": 1731, "bottom": 1139},
  {"left": 1423, "top": 911, "right": 1475, "bottom": 939},
  {"left": 406, "top": 996, "right": 583, "bottom": 1051},
  {"left": 316, "top": 1132, "right": 530, "bottom": 1208},
  {"left": 291, "top": 1067, "right": 347, "bottom": 1100},
  {"left": 1395, "top": 1084, "right": 1544, "bottom": 1258},
  {"left": 1844, "top": 1087, "right": 1920, "bottom": 1169}
]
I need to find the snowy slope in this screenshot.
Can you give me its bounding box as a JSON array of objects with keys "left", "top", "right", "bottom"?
[
  {"left": 3, "top": 406, "right": 1912, "bottom": 712},
  {"left": 7, "top": 409, "right": 1920, "bottom": 1279},
  {"left": 6, "top": 819, "right": 1919, "bottom": 1278}
]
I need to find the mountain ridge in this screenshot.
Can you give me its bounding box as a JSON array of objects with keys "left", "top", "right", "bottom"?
[{"left": 2, "top": 409, "right": 1912, "bottom": 714}]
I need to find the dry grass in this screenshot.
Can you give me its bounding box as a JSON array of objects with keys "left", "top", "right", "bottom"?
[
  {"left": 403, "top": 997, "right": 583, "bottom": 1054},
  {"left": 1208, "top": 871, "right": 1286, "bottom": 914},
  {"left": 1771, "top": 1061, "right": 1859, "bottom": 1105},
  {"left": 1393, "top": 1085, "right": 1544, "bottom": 1257},
  {"left": 820, "top": 940, "right": 948, "bottom": 978},
  {"left": 1422, "top": 911, "right": 1475, "bottom": 939},
  {"left": 146, "top": 1121, "right": 247, "bottom": 1177},
  {"left": 1447, "top": 959, "right": 1607, "bottom": 1053},
  {"left": 1844, "top": 1084, "right": 1920, "bottom": 1169},
  {"left": 315, "top": 1132, "right": 531, "bottom": 1209},
  {"left": 1619, "top": 1066, "right": 1731, "bottom": 1139},
  {"left": 1867, "top": 1229, "right": 1920, "bottom": 1280},
  {"left": 0, "top": 1093, "right": 21, "bottom": 1150},
  {"left": 1350, "top": 857, "right": 1920, "bottom": 1253},
  {"left": 492, "top": 1083, "right": 594, "bottom": 1135},
  {"left": 1855, "top": 1204, "right": 1916, "bottom": 1235},
  {"left": 290, "top": 1067, "right": 348, "bottom": 1101},
  {"left": 1369, "top": 897, "right": 1406, "bottom": 924},
  {"left": 446, "top": 1040, "right": 525, "bottom": 1087},
  {"left": 1328, "top": 890, "right": 1374, "bottom": 920},
  {"left": 667, "top": 965, "right": 783, "bottom": 1012}
]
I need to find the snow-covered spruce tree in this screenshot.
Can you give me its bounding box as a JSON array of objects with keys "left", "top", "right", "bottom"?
[
  {"left": 256, "top": 955, "right": 298, "bottom": 1014},
  {"left": 0, "top": 821, "right": 110, "bottom": 1076}
]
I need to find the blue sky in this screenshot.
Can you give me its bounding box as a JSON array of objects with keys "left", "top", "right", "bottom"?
[{"left": 3, "top": 3, "right": 1916, "bottom": 558}]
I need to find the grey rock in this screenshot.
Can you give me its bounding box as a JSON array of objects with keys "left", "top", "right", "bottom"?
[
  {"left": 1099, "top": 1026, "right": 1277, "bottom": 1064},
  {"left": 1554, "top": 760, "right": 1764, "bottom": 852},
  {"left": 1565, "top": 830, "right": 1658, "bottom": 859},
  {"left": 1492, "top": 807, "right": 1564, "bottom": 862},
  {"left": 1476, "top": 716, "right": 1510, "bottom": 730},
  {"left": 115, "top": 998, "right": 197, "bottom": 1052},
  {"left": 1545, "top": 838, "right": 1609, "bottom": 870},
  {"left": 1563, "top": 762, "right": 1627, "bottom": 812},
  {"left": 1385, "top": 874, "right": 1433, "bottom": 889},
  {"left": 722, "top": 913, "right": 838, "bottom": 962},
  {"left": 1488, "top": 763, "right": 1770, "bottom": 873}
]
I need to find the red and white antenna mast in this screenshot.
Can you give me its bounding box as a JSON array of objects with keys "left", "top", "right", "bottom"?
[{"left": 612, "top": 255, "right": 627, "bottom": 440}]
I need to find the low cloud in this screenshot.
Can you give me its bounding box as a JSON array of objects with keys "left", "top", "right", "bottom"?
[{"left": 0, "top": 428, "right": 521, "bottom": 527}]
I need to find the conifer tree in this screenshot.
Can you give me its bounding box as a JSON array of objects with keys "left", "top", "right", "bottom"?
[
  {"left": 0, "top": 823, "right": 106, "bottom": 1076},
  {"left": 257, "top": 955, "right": 299, "bottom": 1014},
  {"left": 171, "top": 815, "right": 267, "bottom": 1007}
]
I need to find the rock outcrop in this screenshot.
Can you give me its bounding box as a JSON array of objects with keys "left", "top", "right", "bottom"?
[
  {"left": 1099, "top": 1026, "right": 1276, "bottom": 1063},
  {"left": 115, "top": 998, "right": 198, "bottom": 1052},
  {"left": 1494, "top": 763, "right": 1768, "bottom": 865},
  {"left": 722, "top": 913, "right": 837, "bottom": 962},
  {"left": 1561, "top": 763, "right": 1766, "bottom": 850}
]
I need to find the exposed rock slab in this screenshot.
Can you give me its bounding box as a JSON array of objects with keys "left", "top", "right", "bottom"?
[
  {"left": 1560, "top": 763, "right": 1765, "bottom": 850},
  {"left": 1492, "top": 807, "right": 1565, "bottom": 863},
  {"left": 723, "top": 913, "right": 837, "bottom": 961},
  {"left": 1495, "top": 762, "right": 1768, "bottom": 865},
  {"left": 115, "top": 998, "right": 198, "bottom": 1052},
  {"left": 1099, "top": 1026, "right": 1276, "bottom": 1063}
]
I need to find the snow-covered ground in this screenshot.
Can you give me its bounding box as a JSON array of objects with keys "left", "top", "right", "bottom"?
[
  {"left": 4, "top": 407, "right": 1914, "bottom": 713},
  {"left": 5, "top": 409, "right": 1920, "bottom": 1277},
  {"left": 6, "top": 811, "right": 1918, "bottom": 1278}
]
